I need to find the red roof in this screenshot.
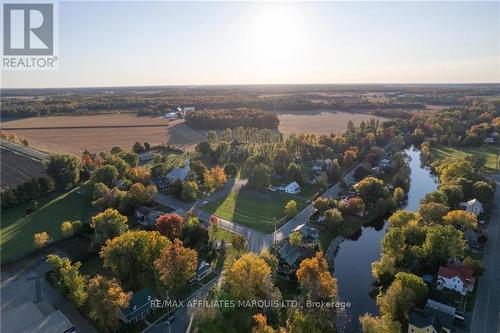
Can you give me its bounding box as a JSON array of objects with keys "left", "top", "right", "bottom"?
[{"left": 438, "top": 264, "right": 476, "bottom": 287}]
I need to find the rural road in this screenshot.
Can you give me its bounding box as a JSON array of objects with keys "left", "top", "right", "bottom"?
[
  {"left": 470, "top": 173, "right": 500, "bottom": 333},
  {"left": 155, "top": 161, "right": 361, "bottom": 253}
]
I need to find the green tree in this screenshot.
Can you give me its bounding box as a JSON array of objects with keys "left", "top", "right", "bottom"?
[
  {"left": 325, "top": 208, "right": 343, "bottom": 229},
  {"left": 91, "top": 208, "right": 128, "bottom": 248},
  {"left": 181, "top": 180, "right": 199, "bottom": 202},
  {"left": 443, "top": 210, "right": 478, "bottom": 230},
  {"left": 289, "top": 231, "right": 303, "bottom": 247},
  {"left": 423, "top": 224, "right": 465, "bottom": 265},
  {"left": 92, "top": 165, "right": 119, "bottom": 187},
  {"left": 418, "top": 202, "right": 449, "bottom": 224},
  {"left": 100, "top": 230, "right": 170, "bottom": 289},
  {"left": 473, "top": 181, "right": 494, "bottom": 203},
  {"left": 248, "top": 163, "right": 271, "bottom": 188},
  {"left": 232, "top": 233, "right": 246, "bottom": 256},
  {"left": 46, "top": 254, "right": 88, "bottom": 308},
  {"left": 354, "top": 177, "right": 389, "bottom": 205},
  {"left": 45, "top": 154, "right": 81, "bottom": 189},
  {"left": 440, "top": 184, "right": 464, "bottom": 209},
  {"left": 392, "top": 187, "right": 406, "bottom": 205}
]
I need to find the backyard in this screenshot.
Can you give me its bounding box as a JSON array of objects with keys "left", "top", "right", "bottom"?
[
  {"left": 201, "top": 189, "right": 309, "bottom": 233},
  {"left": 0, "top": 186, "right": 96, "bottom": 264},
  {"left": 431, "top": 144, "right": 499, "bottom": 172}
]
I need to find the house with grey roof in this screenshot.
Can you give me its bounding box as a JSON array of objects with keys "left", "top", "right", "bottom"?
[
  {"left": 120, "top": 288, "right": 156, "bottom": 324},
  {"left": 166, "top": 159, "right": 190, "bottom": 182}
]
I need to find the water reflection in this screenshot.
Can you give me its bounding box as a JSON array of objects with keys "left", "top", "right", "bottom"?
[{"left": 334, "top": 146, "right": 438, "bottom": 332}]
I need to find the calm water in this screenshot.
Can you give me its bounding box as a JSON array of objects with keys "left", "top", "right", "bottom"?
[{"left": 334, "top": 146, "right": 438, "bottom": 332}]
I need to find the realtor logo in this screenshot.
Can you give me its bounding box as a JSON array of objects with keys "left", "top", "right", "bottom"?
[{"left": 2, "top": 1, "right": 58, "bottom": 69}]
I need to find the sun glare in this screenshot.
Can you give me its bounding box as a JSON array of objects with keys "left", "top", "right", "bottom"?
[{"left": 246, "top": 6, "right": 307, "bottom": 72}]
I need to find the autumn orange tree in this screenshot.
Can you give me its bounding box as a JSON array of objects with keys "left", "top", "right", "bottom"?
[
  {"left": 252, "top": 313, "right": 274, "bottom": 333},
  {"left": 87, "top": 275, "right": 131, "bottom": 333},
  {"left": 203, "top": 166, "right": 227, "bottom": 192},
  {"left": 154, "top": 239, "right": 198, "bottom": 295},
  {"left": 155, "top": 213, "right": 184, "bottom": 241}
]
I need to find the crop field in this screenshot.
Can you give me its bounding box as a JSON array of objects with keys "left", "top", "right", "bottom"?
[
  {"left": 274, "top": 110, "right": 387, "bottom": 136},
  {"left": 1, "top": 114, "right": 206, "bottom": 155},
  {"left": 0, "top": 148, "right": 47, "bottom": 190},
  {"left": 201, "top": 189, "right": 307, "bottom": 233}
]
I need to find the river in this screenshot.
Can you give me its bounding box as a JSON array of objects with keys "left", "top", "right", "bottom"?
[{"left": 334, "top": 146, "right": 438, "bottom": 332}]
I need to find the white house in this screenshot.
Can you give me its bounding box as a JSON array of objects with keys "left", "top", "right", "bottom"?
[
  {"left": 284, "top": 181, "right": 301, "bottom": 194},
  {"left": 437, "top": 265, "right": 475, "bottom": 296},
  {"left": 485, "top": 135, "right": 496, "bottom": 144},
  {"left": 461, "top": 199, "right": 484, "bottom": 216},
  {"left": 166, "top": 159, "right": 190, "bottom": 182}
]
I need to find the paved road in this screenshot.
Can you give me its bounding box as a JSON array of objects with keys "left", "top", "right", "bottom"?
[
  {"left": 0, "top": 139, "right": 49, "bottom": 161},
  {"left": 470, "top": 173, "right": 500, "bottom": 333},
  {"left": 155, "top": 162, "right": 360, "bottom": 254},
  {"left": 143, "top": 275, "right": 220, "bottom": 333}
]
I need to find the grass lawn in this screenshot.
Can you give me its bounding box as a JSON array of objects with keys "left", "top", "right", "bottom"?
[
  {"left": 1, "top": 186, "right": 96, "bottom": 264},
  {"left": 431, "top": 144, "right": 499, "bottom": 172},
  {"left": 201, "top": 190, "right": 306, "bottom": 233}
]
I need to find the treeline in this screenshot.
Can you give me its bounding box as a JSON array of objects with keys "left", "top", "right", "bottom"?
[
  {"left": 1, "top": 177, "right": 54, "bottom": 209},
  {"left": 185, "top": 109, "right": 279, "bottom": 130}
]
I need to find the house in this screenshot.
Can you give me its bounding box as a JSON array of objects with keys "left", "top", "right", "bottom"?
[
  {"left": 284, "top": 181, "right": 301, "bottom": 194},
  {"left": 165, "top": 111, "right": 179, "bottom": 119},
  {"left": 153, "top": 177, "right": 169, "bottom": 191},
  {"left": 378, "top": 158, "right": 392, "bottom": 171},
  {"left": 183, "top": 106, "right": 195, "bottom": 112},
  {"left": 484, "top": 134, "right": 496, "bottom": 144},
  {"left": 120, "top": 288, "right": 156, "bottom": 323},
  {"left": 292, "top": 224, "right": 319, "bottom": 246},
  {"left": 408, "top": 307, "right": 453, "bottom": 333},
  {"left": 139, "top": 151, "right": 156, "bottom": 163},
  {"left": 2, "top": 301, "right": 75, "bottom": 333},
  {"left": 135, "top": 206, "right": 164, "bottom": 227},
  {"left": 277, "top": 242, "right": 313, "bottom": 275},
  {"left": 194, "top": 260, "right": 213, "bottom": 281},
  {"left": 460, "top": 199, "right": 484, "bottom": 216},
  {"left": 312, "top": 160, "right": 323, "bottom": 172},
  {"left": 166, "top": 159, "right": 190, "bottom": 182},
  {"left": 426, "top": 299, "right": 456, "bottom": 318},
  {"left": 437, "top": 264, "right": 476, "bottom": 295}
]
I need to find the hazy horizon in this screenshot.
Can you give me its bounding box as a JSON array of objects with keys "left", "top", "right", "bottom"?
[{"left": 2, "top": 1, "right": 499, "bottom": 89}]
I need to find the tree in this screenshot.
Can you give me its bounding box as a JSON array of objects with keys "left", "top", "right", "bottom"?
[
  {"left": 423, "top": 225, "right": 465, "bottom": 265},
  {"left": 190, "top": 159, "right": 208, "bottom": 182},
  {"left": 204, "top": 166, "right": 227, "bottom": 192},
  {"left": 61, "top": 220, "right": 82, "bottom": 237},
  {"left": 285, "top": 200, "right": 298, "bottom": 218},
  {"left": 91, "top": 208, "right": 128, "bottom": 248},
  {"left": 346, "top": 197, "right": 365, "bottom": 216},
  {"left": 375, "top": 198, "right": 389, "bottom": 217},
  {"left": 132, "top": 141, "right": 145, "bottom": 153},
  {"left": 286, "top": 309, "right": 322, "bottom": 333},
  {"left": 314, "top": 197, "right": 330, "bottom": 212},
  {"left": 289, "top": 231, "right": 303, "bottom": 247},
  {"left": 354, "top": 177, "right": 389, "bottom": 205},
  {"left": 208, "top": 215, "right": 219, "bottom": 241},
  {"left": 387, "top": 210, "right": 420, "bottom": 228},
  {"left": 296, "top": 252, "right": 337, "bottom": 302},
  {"left": 45, "top": 154, "right": 81, "bottom": 189},
  {"left": 34, "top": 232, "right": 50, "bottom": 248},
  {"left": 127, "top": 183, "right": 156, "bottom": 208},
  {"left": 224, "top": 253, "right": 274, "bottom": 300},
  {"left": 46, "top": 254, "right": 88, "bottom": 307},
  {"left": 287, "top": 162, "right": 304, "bottom": 184},
  {"left": 463, "top": 256, "right": 484, "bottom": 276},
  {"left": 126, "top": 167, "right": 151, "bottom": 184},
  {"left": 473, "top": 181, "right": 494, "bottom": 203},
  {"left": 155, "top": 239, "right": 198, "bottom": 294},
  {"left": 120, "top": 151, "right": 139, "bottom": 167},
  {"left": 181, "top": 180, "right": 199, "bottom": 202},
  {"left": 252, "top": 314, "right": 274, "bottom": 333},
  {"left": 87, "top": 275, "right": 131, "bottom": 332},
  {"left": 418, "top": 202, "right": 449, "bottom": 224},
  {"left": 92, "top": 165, "right": 119, "bottom": 187},
  {"left": 224, "top": 163, "right": 238, "bottom": 178},
  {"left": 443, "top": 210, "right": 478, "bottom": 230},
  {"left": 440, "top": 184, "right": 464, "bottom": 209},
  {"left": 325, "top": 208, "right": 343, "bottom": 229},
  {"left": 421, "top": 190, "right": 448, "bottom": 205},
  {"left": 359, "top": 314, "right": 400, "bottom": 333},
  {"left": 155, "top": 213, "right": 184, "bottom": 241},
  {"left": 392, "top": 187, "right": 406, "bottom": 205},
  {"left": 232, "top": 233, "right": 246, "bottom": 256},
  {"left": 100, "top": 230, "right": 170, "bottom": 289},
  {"left": 248, "top": 163, "right": 271, "bottom": 188},
  {"left": 377, "top": 273, "right": 428, "bottom": 324}
]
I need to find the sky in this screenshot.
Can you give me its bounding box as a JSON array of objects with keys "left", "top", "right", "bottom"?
[{"left": 2, "top": 1, "right": 499, "bottom": 88}]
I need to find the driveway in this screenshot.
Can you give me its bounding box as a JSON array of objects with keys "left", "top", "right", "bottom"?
[{"left": 470, "top": 173, "right": 500, "bottom": 333}]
